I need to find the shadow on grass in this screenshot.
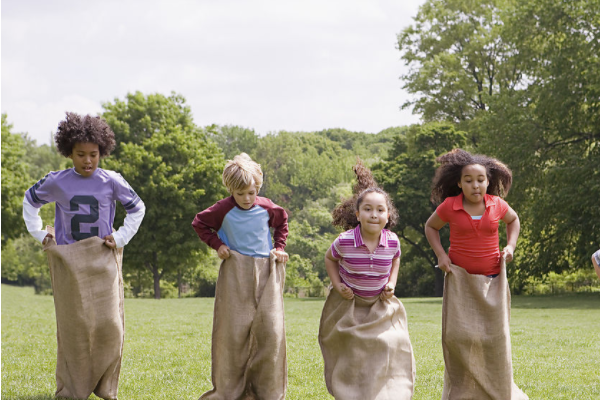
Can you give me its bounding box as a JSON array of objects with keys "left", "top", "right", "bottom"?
[
  {"left": 401, "top": 298, "right": 443, "bottom": 305},
  {"left": 286, "top": 297, "right": 327, "bottom": 302},
  {"left": 398, "top": 294, "right": 599, "bottom": 310},
  {"left": 511, "top": 293, "right": 600, "bottom": 310}
]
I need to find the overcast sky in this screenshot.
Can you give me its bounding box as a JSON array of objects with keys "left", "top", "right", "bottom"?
[{"left": 2, "top": 0, "right": 425, "bottom": 145}]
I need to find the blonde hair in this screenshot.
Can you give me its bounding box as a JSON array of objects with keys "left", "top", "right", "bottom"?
[{"left": 222, "top": 153, "right": 263, "bottom": 193}]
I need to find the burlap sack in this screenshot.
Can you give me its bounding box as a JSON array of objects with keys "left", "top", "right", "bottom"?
[
  {"left": 200, "top": 249, "right": 287, "bottom": 400},
  {"left": 318, "top": 290, "right": 416, "bottom": 400},
  {"left": 442, "top": 260, "right": 528, "bottom": 400},
  {"left": 44, "top": 229, "right": 124, "bottom": 400}
]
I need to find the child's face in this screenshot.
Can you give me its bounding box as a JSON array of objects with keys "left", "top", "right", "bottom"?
[
  {"left": 458, "top": 164, "right": 489, "bottom": 205},
  {"left": 69, "top": 142, "right": 100, "bottom": 177},
  {"left": 355, "top": 192, "right": 389, "bottom": 237},
  {"left": 232, "top": 184, "right": 257, "bottom": 210}
]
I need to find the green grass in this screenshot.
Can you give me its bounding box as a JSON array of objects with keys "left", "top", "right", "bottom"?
[{"left": 2, "top": 284, "right": 599, "bottom": 399}]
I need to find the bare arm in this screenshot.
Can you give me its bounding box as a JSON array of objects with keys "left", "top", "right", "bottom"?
[
  {"left": 325, "top": 247, "right": 354, "bottom": 300},
  {"left": 501, "top": 206, "right": 520, "bottom": 262},
  {"left": 380, "top": 256, "right": 400, "bottom": 300},
  {"left": 424, "top": 212, "right": 451, "bottom": 272}
]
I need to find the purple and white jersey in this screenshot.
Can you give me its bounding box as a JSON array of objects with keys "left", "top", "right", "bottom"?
[
  {"left": 25, "top": 168, "right": 143, "bottom": 245},
  {"left": 331, "top": 225, "right": 401, "bottom": 297}
]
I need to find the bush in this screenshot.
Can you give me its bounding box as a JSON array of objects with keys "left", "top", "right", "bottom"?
[
  {"left": 523, "top": 269, "right": 600, "bottom": 295},
  {"left": 1, "top": 235, "right": 52, "bottom": 294}
]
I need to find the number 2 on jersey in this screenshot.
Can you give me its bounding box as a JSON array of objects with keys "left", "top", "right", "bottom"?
[{"left": 70, "top": 195, "right": 99, "bottom": 240}]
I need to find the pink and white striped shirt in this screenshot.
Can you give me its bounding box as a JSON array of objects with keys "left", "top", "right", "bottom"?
[{"left": 331, "top": 225, "right": 401, "bottom": 297}]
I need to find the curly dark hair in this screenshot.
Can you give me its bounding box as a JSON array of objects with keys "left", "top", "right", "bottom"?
[
  {"left": 54, "top": 112, "right": 116, "bottom": 157},
  {"left": 430, "top": 148, "right": 513, "bottom": 205},
  {"left": 332, "top": 159, "right": 399, "bottom": 231}
]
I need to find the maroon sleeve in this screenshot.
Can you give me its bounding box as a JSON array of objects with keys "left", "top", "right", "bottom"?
[
  {"left": 191, "top": 197, "right": 235, "bottom": 251},
  {"left": 257, "top": 197, "right": 289, "bottom": 251}
]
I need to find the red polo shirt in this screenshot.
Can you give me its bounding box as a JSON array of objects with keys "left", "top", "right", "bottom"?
[{"left": 436, "top": 193, "right": 509, "bottom": 275}]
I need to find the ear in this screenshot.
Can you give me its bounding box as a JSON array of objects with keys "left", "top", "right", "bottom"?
[
  {"left": 457, "top": 182, "right": 462, "bottom": 189},
  {"left": 355, "top": 210, "right": 360, "bottom": 219}
]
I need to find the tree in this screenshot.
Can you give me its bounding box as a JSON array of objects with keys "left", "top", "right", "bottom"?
[
  {"left": 254, "top": 131, "right": 354, "bottom": 212},
  {"left": 1, "top": 114, "right": 33, "bottom": 246},
  {"left": 398, "top": 0, "right": 599, "bottom": 282},
  {"left": 373, "top": 122, "right": 468, "bottom": 296},
  {"left": 398, "top": 0, "right": 519, "bottom": 133},
  {"left": 102, "top": 92, "right": 227, "bottom": 299},
  {"left": 478, "top": 0, "right": 600, "bottom": 276},
  {"left": 206, "top": 124, "right": 259, "bottom": 160}
]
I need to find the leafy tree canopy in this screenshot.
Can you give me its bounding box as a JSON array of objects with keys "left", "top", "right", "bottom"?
[{"left": 102, "top": 92, "right": 227, "bottom": 299}]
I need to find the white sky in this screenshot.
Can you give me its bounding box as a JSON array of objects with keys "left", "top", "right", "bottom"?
[{"left": 2, "top": 0, "right": 425, "bottom": 145}]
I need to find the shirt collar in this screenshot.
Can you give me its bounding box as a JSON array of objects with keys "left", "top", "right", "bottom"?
[
  {"left": 352, "top": 224, "right": 389, "bottom": 248},
  {"left": 452, "top": 193, "right": 495, "bottom": 211}
]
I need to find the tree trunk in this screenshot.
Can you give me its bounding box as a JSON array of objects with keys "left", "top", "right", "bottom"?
[
  {"left": 153, "top": 267, "right": 161, "bottom": 299},
  {"left": 177, "top": 270, "right": 183, "bottom": 299},
  {"left": 146, "top": 251, "right": 162, "bottom": 300},
  {"left": 434, "top": 267, "right": 444, "bottom": 297}
]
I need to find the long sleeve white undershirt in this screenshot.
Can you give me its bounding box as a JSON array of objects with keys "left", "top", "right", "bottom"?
[{"left": 22, "top": 196, "right": 145, "bottom": 248}]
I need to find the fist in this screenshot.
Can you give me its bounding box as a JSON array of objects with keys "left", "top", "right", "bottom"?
[
  {"left": 217, "top": 245, "right": 231, "bottom": 260},
  {"left": 337, "top": 283, "right": 354, "bottom": 300},
  {"left": 380, "top": 284, "right": 394, "bottom": 301}
]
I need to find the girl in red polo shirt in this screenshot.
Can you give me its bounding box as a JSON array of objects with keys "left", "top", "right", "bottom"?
[
  {"left": 425, "top": 149, "right": 528, "bottom": 400},
  {"left": 425, "top": 148, "right": 520, "bottom": 275}
]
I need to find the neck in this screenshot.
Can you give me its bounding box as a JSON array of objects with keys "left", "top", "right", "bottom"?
[{"left": 359, "top": 225, "right": 382, "bottom": 242}]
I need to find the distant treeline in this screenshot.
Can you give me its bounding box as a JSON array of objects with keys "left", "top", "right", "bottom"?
[{"left": 2, "top": 0, "right": 598, "bottom": 297}]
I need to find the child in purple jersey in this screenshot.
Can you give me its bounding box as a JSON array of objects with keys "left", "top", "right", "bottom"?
[
  {"left": 192, "top": 153, "right": 289, "bottom": 400},
  {"left": 319, "top": 160, "right": 415, "bottom": 400},
  {"left": 22, "top": 112, "right": 145, "bottom": 400},
  {"left": 24, "top": 112, "right": 145, "bottom": 247},
  {"left": 593, "top": 250, "right": 600, "bottom": 281}
]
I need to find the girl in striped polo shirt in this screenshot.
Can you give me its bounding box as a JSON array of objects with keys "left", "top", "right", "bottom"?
[{"left": 318, "top": 161, "right": 415, "bottom": 400}]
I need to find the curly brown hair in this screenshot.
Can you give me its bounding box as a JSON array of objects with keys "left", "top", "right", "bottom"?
[
  {"left": 54, "top": 112, "right": 116, "bottom": 157},
  {"left": 332, "top": 159, "right": 399, "bottom": 231},
  {"left": 430, "top": 148, "right": 513, "bottom": 205}
]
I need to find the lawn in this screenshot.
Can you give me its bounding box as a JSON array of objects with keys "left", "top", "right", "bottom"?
[{"left": 2, "top": 284, "right": 599, "bottom": 399}]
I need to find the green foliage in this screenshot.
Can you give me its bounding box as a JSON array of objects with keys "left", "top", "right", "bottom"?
[
  {"left": 523, "top": 269, "right": 600, "bottom": 295},
  {"left": 1, "top": 115, "right": 31, "bottom": 246},
  {"left": 254, "top": 131, "right": 355, "bottom": 211},
  {"left": 284, "top": 254, "right": 324, "bottom": 297},
  {"left": 478, "top": 0, "right": 600, "bottom": 276},
  {"left": 400, "top": 0, "right": 599, "bottom": 282},
  {"left": 315, "top": 127, "right": 403, "bottom": 163},
  {"left": 1, "top": 114, "right": 62, "bottom": 289},
  {"left": 398, "top": 0, "right": 519, "bottom": 127},
  {"left": 1, "top": 236, "right": 52, "bottom": 294},
  {"left": 206, "top": 124, "right": 259, "bottom": 160},
  {"left": 102, "top": 92, "right": 228, "bottom": 299},
  {"left": 373, "top": 122, "right": 468, "bottom": 296}
]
